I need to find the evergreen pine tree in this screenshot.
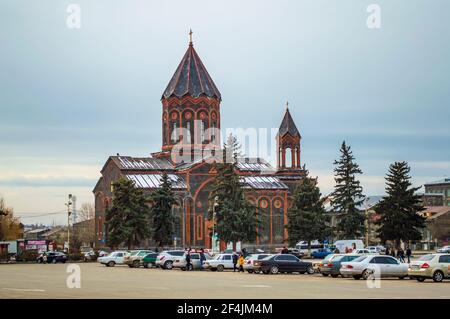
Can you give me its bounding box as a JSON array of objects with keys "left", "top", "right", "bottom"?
[
  {"left": 209, "top": 135, "right": 257, "bottom": 250},
  {"left": 331, "top": 141, "right": 365, "bottom": 238},
  {"left": 149, "top": 173, "right": 177, "bottom": 248},
  {"left": 106, "top": 178, "right": 151, "bottom": 249},
  {"left": 375, "top": 161, "right": 425, "bottom": 248},
  {"left": 287, "top": 176, "right": 331, "bottom": 250}
]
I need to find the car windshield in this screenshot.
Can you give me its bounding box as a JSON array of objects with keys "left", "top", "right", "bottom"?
[
  {"left": 322, "top": 254, "right": 335, "bottom": 262},
  {"left": 130, "top": 251, "right": 140, "bottom": 256},
  {"left": 352, "top": 256, "right": 368, "bottom": 262},
  {"left": 418, "top": 254, "right": 435, "bottom": 261}
]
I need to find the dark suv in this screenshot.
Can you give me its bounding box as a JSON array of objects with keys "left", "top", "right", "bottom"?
[{"left": 37, "top": 251, "right": 68, "bottom": 264}]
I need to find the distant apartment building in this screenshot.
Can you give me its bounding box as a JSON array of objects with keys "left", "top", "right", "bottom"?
[{"left": 423, "top": 178, "right": 450, "bottom": 207}]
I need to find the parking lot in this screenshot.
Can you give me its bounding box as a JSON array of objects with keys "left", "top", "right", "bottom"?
[{"left": 1, "top": 262, "right": 449, "bottom": 299}]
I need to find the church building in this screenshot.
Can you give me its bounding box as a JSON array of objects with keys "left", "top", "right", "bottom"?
[{"left": 93, "top": 34, "right": 306, "bottom": 250}]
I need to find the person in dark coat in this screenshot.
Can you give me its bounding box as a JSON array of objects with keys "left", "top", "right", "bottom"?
[
  {"left": 199, "top": 248, "right": 206, "bottom": 270},
  {"left": 398, "top": 248, "right": 405, "bottom": 263},
  {"left": 385, "top": 247, "right": 390, "bottom": 256},
  {"left": 185, "top": 249, "right": 192, "bottom": 271},
  {"left": 281, "top": 246, "right": 289, "bottom": 254},
  {"left": 406, "top": 246, "right": 412, "bottom": 264},
  {"left": 232, "top": 252, "right": 238, "bottom": 272}
]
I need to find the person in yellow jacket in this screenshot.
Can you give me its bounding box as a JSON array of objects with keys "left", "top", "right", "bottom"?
[{"left": 238, "top": 254, "right": 245, "bottom": 273}]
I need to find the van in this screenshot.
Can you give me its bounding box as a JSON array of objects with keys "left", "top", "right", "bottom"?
[{"left": 333, "top": 240, "right": 364, "bottom": 253}]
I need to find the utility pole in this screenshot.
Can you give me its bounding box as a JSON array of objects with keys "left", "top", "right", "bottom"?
[{"left": 65, "top": 194, "right": 72, "bottom": 253}]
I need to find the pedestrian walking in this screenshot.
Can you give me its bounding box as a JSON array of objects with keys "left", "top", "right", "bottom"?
[
  {"left": 199, "top": 248, "right": 206, "bottom": 270},
  {"left": 232, "top": 252, "right": 238, "bottom": 272},
  {"left": 185, "top": 249, "right": 192, "bottom": 271},
  {"left": 406, "top": 246, "right": 412, "bottom": 264},
  {"left": 238, "top": 254, "right": 245, "bottom": 273},
  {"left": 398, "top": 248, "right": 405, "bottom": 263}
]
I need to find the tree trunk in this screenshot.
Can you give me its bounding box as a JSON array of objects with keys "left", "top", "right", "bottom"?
[
  {"left": 232, "top": 241, "right": 237, "bottom": 252},
  {"left": 307, "top": 240, "right": 311, "bottom": 256}
]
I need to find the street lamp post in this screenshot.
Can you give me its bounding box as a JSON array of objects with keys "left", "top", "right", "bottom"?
[
  {"left": 65, "top": 194, "right": 72, "bottom": 254},
  {"left": 212, "top": 196, "right": 219, "bottom": 254}
]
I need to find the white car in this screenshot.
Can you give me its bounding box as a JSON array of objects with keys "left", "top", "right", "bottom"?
[
  {"left": 203, "top": 253, "right": 235, "bottom": 271},
  {"left": 155, "top": 250, "right": 185, "bottom": 269},
  {"left": 367, "top": 246, "right": 386, "bottom": 254},
  {"left": 173, "top": 252, "right": 212, "bottom": 270},
  {"left": 340, "top": 255, "right": 409, "bottom": 280},
  {"left": 437, "top": 246, "right": 450, "bottom": 253},
  {"left": 97, "top": 251, "right": 129, "bottom": 267},
  {"left": 352, "top": 249, "right": 376, "bottom": 255},
  {"left": 243, "top": 254, "right": 272, "bottom": 273}
]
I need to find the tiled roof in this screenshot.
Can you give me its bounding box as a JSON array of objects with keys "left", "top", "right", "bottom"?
[
  {"left": 278, "top": 107, "right": 300, "bottom": 137},
  {"left": 424, "top": 178, "right": 450, "bottom": 186},
  {"left": 112, "top": 156, "right": 173, "bottom": 170},
  {"left": 125, "top": 174, "right": 187, "bottom": 189},
  {"left": 241, "top": 176, "right": 288, "bottom": 190},
  {"left": 162, "top": 43, "right": 221, "bottom": 100},
  {"left": 236, "top": 158, "right": 274, "bottom": 172}
]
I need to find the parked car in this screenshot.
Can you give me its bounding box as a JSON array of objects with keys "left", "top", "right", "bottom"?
[
  {"left": 366, "top": 246, "right": 379, "bottom": 254},
  {"left": 124, "top": 250, "right": 154, "bottom": 268},
  {"left": 173, "top": 252, "right": 212, "bottom": 270},
  {"left": 83, "top": 250, "right": 97, "bottom": 262},
  {"left": 37, "top": 251, "right": 67, "bottom": 264},
  {"left": 97, "top": 251, "right": 129, "bottom": 267},
  {"left": 311, "top": 248, "right": 333, "bottom": 259},
  {"left": 352, "top": 249, "right": 374, "bottom": 255},
  {"left": 243, "top": 254, "right": 271, "bottom": 273},
  {"left": 408, "top": 254, "right": 450, "bottom": 282},
  {"left": 340, "top": 255, "right": 409, "bottom": 280},
  {"left": 203, "top": 253, "right": 235, "bottom": 271},
  {"left": 437, "top": 246, "right": 450, "bottom": 253},
  {"left": 155, "top": 250, "right": 185, "bottom": 269},
  {"left": 253, "top": 254, "right": 315, "bottom": 275},
  {"left": 142, "top": 253, "right": 159, "bottom": 268},
  {"left": 319, "top": 254, "right": 360, "bottom": 277}
]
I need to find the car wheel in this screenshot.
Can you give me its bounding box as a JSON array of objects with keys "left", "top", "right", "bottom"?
[
  {"left": 62, "top": 260, "right": 66, "bottom": 264},
  {"left": 217, "top": 265, "right": 224, "bottom": 272},
  {"left": 133, "top": 260, "right": 140, "bottom": 268},
  {"left": 128, "top": 264, "right": 133, "bottom": 268},
  {"left": 107, "top": 261, "right": 115, "bottom": 267},
  {"left": 321, "top": 273, "right": 329, "bottom": 277},
  {"left": 210, "top": 268, "right": 217, "bottom": 272},
  {"left": 416, "top": 277, "right": 425, "bottom": 282},
  {"left": 398, "top": 276, "right": 406, "bottom": 280},
  {"left": 353, "top": 275, "right": 361, "bottom": 280},
  {"left": 143, "top": 263, "right": 149, "bottom": 268},
  {"left": 52, "top": 259, "right": 57, "bottom": 264},
  {"left": 306, "top": 266, "right": 315, "bottom": 275},
  {"left": 331, "top": 274, "right": 339, "bottom": 278},
  {"left": 83, "top": 257, "right": 87, "bottom": 262},
  {"left": 362, "top": 270, "right": 371, "bottom": 280},
  {"left": 247, "top": 269, "right": 254, "bottom": 274},
  {"left": 187, "top": 264, "right": 194, "bottom": 271},
  {"left": 164, "top": 261, "right": 173, "bottom": 270},
  {"left": 270, "top": 266, "right": 279, "bottom": 274},
  {"left": 433, "top": 271, "right": 444, "bottom": 283}
]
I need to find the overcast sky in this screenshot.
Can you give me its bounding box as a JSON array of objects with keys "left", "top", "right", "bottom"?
[{"left": 1, "top": 0, "right": 449, "bottom": 225}]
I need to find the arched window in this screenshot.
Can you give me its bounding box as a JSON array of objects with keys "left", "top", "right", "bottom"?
[
  {"left": 285, "top": 147, "right": 292, "bottom": 168},
  {"left": 258, "top": 198, "right": 271, "bottom": 245},
  {"left": 171, "top": 122, "right": 178, "bottom": 143},
  {"left": 272, "top": 198, "right": 284, "bottom": 244}
]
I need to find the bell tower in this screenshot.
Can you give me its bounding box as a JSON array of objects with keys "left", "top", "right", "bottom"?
[
  {"left": 276, "top": 103, "right": 301, "bottom": 172},
  {"left": 159, "top": 30, "right": 221, "bottom": 162}
]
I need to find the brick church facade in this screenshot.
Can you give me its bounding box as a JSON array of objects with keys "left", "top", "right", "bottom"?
[{"left": 93, "top": 36, "right": 306, "bottom": 249}]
